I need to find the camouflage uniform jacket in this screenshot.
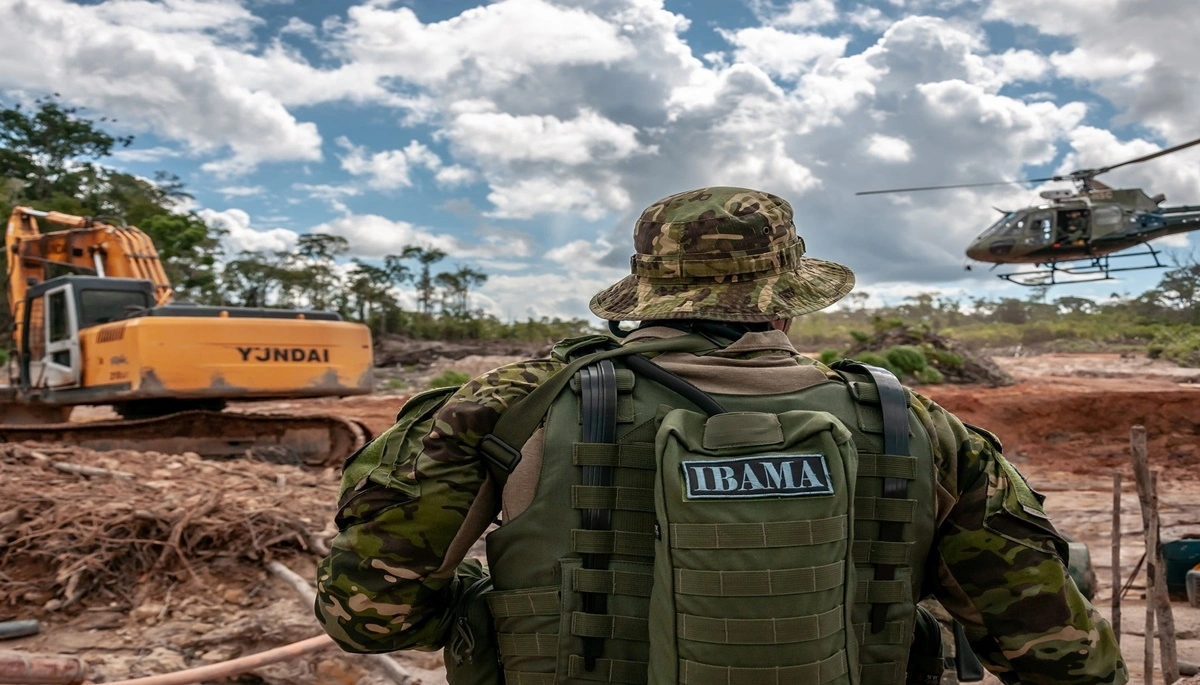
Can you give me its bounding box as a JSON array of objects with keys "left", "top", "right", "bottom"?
[{"left": 314, "top": 327, "right": 1127, "bottom": 685}]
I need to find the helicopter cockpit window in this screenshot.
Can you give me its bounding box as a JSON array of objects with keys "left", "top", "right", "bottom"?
[{"left": 981, "top": 213, "right": 1018, "bottom": 238}]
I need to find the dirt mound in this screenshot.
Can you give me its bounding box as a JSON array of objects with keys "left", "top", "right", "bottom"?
[
  {"left": 926, "top": 385, "right": 1200, "bottom": 479},
  {"left": 848, "top": 324, "right": 1016, "bottom": 386}
]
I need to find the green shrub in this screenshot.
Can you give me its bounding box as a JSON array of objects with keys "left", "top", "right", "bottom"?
[
  {"left": 818, "top": 348, "right": 841, "bottom": 365},
  {"left": 871, "top": 317, "right": 905, "bottom": 333},
  {"left": 1149, "top": 328, "right": 1200, "bottom": 368},
  {"left": 925, "top": 348, "right": 964, "bottom": 369},
  {"left": 849, "top": 330, "right": 870, "bottom": 343},
  {"left": 427, "top": 369, "right": 471, "bottom": 389},
  {"left": 913, "top": 367, "right": 945, "bottom": 384},
  {"left": 885, "top": 346, "right": 927, "bottom": 374}
]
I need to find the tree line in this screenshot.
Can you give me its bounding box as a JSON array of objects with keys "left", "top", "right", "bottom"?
[{"left": 0, "top": 97, "right": 587, "bottom": 342}]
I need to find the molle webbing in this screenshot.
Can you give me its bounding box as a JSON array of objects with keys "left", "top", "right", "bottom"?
[
  {"left": 834, "top": 361, "right": 911, "bottom": 634},
  {"left": 648, "top": 409, "right": 858, "bottom": 685}
]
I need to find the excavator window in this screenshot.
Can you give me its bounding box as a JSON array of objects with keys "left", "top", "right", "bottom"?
[
  {"left": 47, "top": 291, "right": 72, "bottom": 368},
  {"left": 48, "top": 291, "right": 69, "bottom": 343},
  {"left": 79, "top": 289, "right": 151, "bottom": 326}
]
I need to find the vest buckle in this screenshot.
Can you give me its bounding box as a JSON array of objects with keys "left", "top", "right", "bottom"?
[{"left": 480, "top": 433, "right": 523, "bottom": 474}]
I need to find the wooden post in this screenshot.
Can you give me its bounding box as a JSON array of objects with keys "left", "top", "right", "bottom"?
[
  {"left": 1130, "top": 426, "right": 1180, "bottom": 685},
  {"left": 1147, "top": 477, "right": 1156, "bottom": 685},
  {"left": 1111, "top": 471, "right": 1121, "bottom": 644}
]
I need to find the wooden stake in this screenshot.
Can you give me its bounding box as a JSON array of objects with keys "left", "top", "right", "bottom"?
[
  {"left": 1149, "top": 472, "right": 1179, "bottom": 685},
  {"left": 1111, "top": 471, "right": 1121, "bottom": 644},
  {"left": 1130, "top": 426, "right": 1180, "bottom": 685},
  {"left": 1146, "top": 518, "right": 1156, "bottom": 684}
]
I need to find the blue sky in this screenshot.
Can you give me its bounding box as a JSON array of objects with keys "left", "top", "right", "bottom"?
[{"left": 3, "top": 0, "right": 1198, "bottom": 319}]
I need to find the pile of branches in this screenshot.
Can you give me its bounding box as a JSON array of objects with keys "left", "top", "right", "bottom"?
[
  {"left": 374, "top": 336, "right": 547, "bottom": 367},
  {"left": 0, "top": 443, "right": 337, "bottom": 615},
  {"left": 846, "top": 324, "right": 1016, "bottom": 387}
]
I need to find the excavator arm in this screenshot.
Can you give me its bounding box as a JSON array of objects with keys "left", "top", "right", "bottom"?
[{"left": 7, "top": 207, "right": 174, "bottom": 345}]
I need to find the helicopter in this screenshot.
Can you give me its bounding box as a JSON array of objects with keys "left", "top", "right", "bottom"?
[{"left": 856, "top": 135, "right": 1200, "bottom": 285}]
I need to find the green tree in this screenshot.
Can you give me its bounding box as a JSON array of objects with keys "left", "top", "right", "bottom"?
[
  {"left": 1157, "top": 260, "right": 1200, "bottom": 321},
  {"left": 401, "top": 246, "right": 447, "bottom": 314},
  {"left": 221, "top": 252, "right": 281, "bottom": 308},
  {"left": 0, "top": 98, "right": 221, "bottom": 307},
  {"left": 0, "top": 95, "right": 132, "bottom": 201}
]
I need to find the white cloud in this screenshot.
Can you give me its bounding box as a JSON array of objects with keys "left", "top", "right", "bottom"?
[
  {"left": 337, "top": 138, "right": 419, "bottom": 191},
  {"left": 294, "top": 182, "right": 361, "bottom": 199},
  {"left": 477, "top": 272, "right": 619, "bottom": 321},
  {"left": 721, "top": 27, "right": 848, "bottom": 79},
  {"left": 330, "top": 0, "right": 635, "bottom": 89},
  {"left": 110, "top": 146, "right": 183, "bottom": 164},
  {"left": 435, "top": 165, "right": 478, "bottom": 187},
  {"left": 486, "top": 176, "right": 631, "bottom": 221},
  {"left": 217, "top": 185, "right": 265, "bottom": 197},
  {"left": 985, "top": 0, "right": 1200, "bottom": 141},
  {"left": 545, "top": 238, "right": 619, "bottom": 272},
  {"left": 444, "top": 105, "right": 647, "bottom": 166},
  {"left": 337, "top": 137, "right": 477, "bottom": 190},
  {"left": 773, "top": 0, "right": 839, "bottom": 27},
  {"left": 0, "top": 0, "right": 322, "bottom": 176},
  {"left": 199, "top": 208, "right": 299, "bottom": 254},
  {"left": 866, "top": 134, "right": 913, "bottom": 163},
  {"left": 310, "top": 213, "right": 533, "bottom": 260}
]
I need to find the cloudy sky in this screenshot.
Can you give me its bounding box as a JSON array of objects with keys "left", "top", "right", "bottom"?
[{"left": 4, "top": 0, "right": 1199, "bottom": 320}]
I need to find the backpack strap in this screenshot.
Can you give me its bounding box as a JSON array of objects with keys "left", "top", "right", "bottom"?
[
  {"left": 831, "top": 361, "right": 909, "bottom": 633},
  {"left": 478, "top": 333, "right": 723, "bottom": 485},
  {"left": 578, "top": 360, "right": 619, "bottom": 670}
]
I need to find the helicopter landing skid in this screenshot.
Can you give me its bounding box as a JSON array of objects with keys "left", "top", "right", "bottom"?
[{"left": 997, "top": 246, "right": 1166, "bottom": 286}]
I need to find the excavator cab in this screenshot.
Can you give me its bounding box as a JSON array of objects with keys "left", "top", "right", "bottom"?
[{"left": 17, "top": 275, "right": 154, "bottom": 392}]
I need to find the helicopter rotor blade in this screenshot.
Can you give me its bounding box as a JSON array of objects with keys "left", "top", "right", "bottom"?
[
  {"left": 855, "top": 177, "right": 1059, "bottom": 196},
  {"left": 1090, "top": 134, "right": 1200, "bottom": 176}
]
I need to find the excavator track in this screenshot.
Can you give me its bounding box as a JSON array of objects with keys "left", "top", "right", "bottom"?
[{"left": 0, "top": 410, "right": 371, "bottom": 468}]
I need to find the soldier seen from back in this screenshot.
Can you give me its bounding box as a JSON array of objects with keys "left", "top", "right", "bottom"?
[{"left": 314, "top": 187, "right": 1127, "bottom": 685}]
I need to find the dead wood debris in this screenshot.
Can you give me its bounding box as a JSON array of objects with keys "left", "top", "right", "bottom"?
[{"left": 0, "top": 442, "right": 335, "bottom": 615}]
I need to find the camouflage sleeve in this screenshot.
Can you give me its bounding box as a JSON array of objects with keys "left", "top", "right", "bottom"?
[
  {"left": 910, "top": 393, "right": 1128, "bottom": 685},
  {"left": 314, "top": 360, "right": 562, "bottom": 654}
]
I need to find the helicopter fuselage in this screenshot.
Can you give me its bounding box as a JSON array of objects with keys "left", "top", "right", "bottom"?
[{"left": 964, "top": 187, "right": 1200, "bottom": 265}]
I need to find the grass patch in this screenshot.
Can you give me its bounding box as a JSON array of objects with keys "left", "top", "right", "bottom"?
[{"left": 427, "top": 369, "right": 472, "bottom": 389}]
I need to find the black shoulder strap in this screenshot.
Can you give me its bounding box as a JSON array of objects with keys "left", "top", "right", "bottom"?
[
  {"left": 578, "top": 360, "right": 618, "bottom": 670},
  {"left": 832, "top": 361, "right": 909, "bottom": 633}
]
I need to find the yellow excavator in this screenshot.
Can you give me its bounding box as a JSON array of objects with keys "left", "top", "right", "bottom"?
[{"left": 1, "top": 207, "right": 375, "bottom": 464}]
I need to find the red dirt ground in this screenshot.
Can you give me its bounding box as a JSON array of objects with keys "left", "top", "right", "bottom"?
[{"left": 7, "top": 352, "right": 1200, "bottom": 684}]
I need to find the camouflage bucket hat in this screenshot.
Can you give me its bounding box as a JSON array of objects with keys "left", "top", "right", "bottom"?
[{"left": 590, "top": 187, "right": 856, "bottom": 323}]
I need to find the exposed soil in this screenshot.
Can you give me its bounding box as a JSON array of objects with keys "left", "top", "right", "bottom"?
[{"left": 4, "top": 350, "right": 1200, "bottom": 684}]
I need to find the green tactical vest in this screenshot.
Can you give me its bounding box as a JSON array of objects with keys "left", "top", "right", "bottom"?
[{"left": 479, "top": 334, "right": 937, "bottom": 685}]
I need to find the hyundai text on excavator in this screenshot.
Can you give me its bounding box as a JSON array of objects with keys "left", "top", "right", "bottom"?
[{"left": 1, "top": 207, "right": 375, "bottom": 464}]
